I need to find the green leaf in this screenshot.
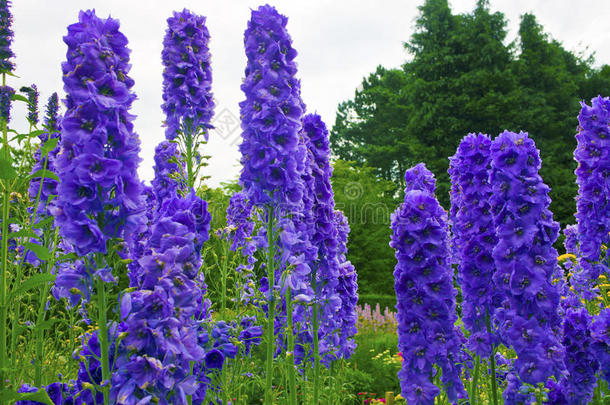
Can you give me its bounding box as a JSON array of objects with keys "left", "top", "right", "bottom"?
[
  {"left": 9, "top": 273, "right": 56, "bottom": 301},
  {"left": 0, "top": 389, "right": 54, "bottom": 405},
  {"left": 22, "top": 242, "right": 51, "bottom": 261},
  {"left": 8, "top": 228, "right": 38, "bottom": 239},
  {"left": 0, "top": 156, "right": 16, "bottom": 180},
  {"left": 11, "top": 93, "right": 29, "bottom": 103},
  {"left": 29, "top": 168, "right": 59, "bottom": 182},
  {"left": 36, "top": 318, "right": 58, "bottom": 332},
  {"left": 40, "top": 137, "right": 59, "bottom": 157}
]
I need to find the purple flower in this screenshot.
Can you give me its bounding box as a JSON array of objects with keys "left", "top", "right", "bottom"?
[
  {"left": 162, "top": 9, "right": 214, "bottom": 141},
  {"left": 391, "top": 164, "right": 464, "bottom": 403},
  {"left": 151, "top": 140, "right": 185, "bottom": 204},
  {"left": 0, "top": 85, "right": 14, "bottom": 121},
  {"left": 591, "top": 308, "right": 610, "bottom": 383},
  {"left": 0, "top": 0, "right": 14, "bottom": 73},
  {"left": 553, "top": 293, "right": 599, "bottom": 403},
  {"left": 449, "top": 133, "right": 498, "bottom": 356},
  {"left": 54, "top": 9, "right": 142, "bottom": 256},
  {"left": 574, "top": 95, "right": 610, "bottom": 283},
  {"left": 238, "top": 4, "right": 305, "bottom": 210},
  {"left": 490, "top": 131, "right": 564, "bottom": 388},
  {"left": 20, "top": 84, "right": 39, "bottom": 126}
]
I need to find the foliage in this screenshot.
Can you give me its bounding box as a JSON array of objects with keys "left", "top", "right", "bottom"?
[{"left": 330, "top": 0, "right": 610, "bottom": 227}]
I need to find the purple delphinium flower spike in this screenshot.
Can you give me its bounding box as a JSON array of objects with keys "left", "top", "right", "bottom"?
[
  {"left": 555, "top": 293, "right": 599, "bottom": 403},
  {"left": 490, "top": 131, "right": 564, "bottom": 388},
  {"left": 574, "top": 95, "right": 610, "bottom": 284},
  {"left": 238, "top": 4, "right": 306, "bottom": 211},
  {"left": 591, "top": 308, "right": 610, "bottom": 383},
  {"left": 391, "top": 163, "right": 465, "bottom": 403},
  {"left": 449, "top": 133, "right": 498, "bottom": 356},
  {"left": 0, "top": 85, "right": 14, "bottom": 122},
  {"left": 151, "top": 140, "right": 185, "bottom": 204},
  {"left": 0, "top": 0, "right": 14, "bottom": 73},
  {"left": 112, "top": 192, "right": 213, "bottom": 404},
  {"left": 54, "top": 9, "right": 142, "bottom": 256},
  {"left": 162, "top": 9, "right": 214, "bottom": 141},
  {"left": 334, "top": 210, "right": 358, "bottom": 359},
  {"left": 20, "top": 84, "right": 39, "bottom": 126}
]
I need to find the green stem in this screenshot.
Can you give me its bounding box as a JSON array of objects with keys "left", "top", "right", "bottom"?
[
  {"left": 221, "top": 242, "right": 228, "bottom": 317},
  {"left": 96, "top": 275, "right": 110, "bottom": 405},
  {"left": 286, "top": 286, "right": 297, "bottom": 405},
  {"left": 471, "top": 355, "right": 480, "bottom": 405},
  {"left": 34, "top": 228, "right": 59, "bottom": 386},
  {"left": 264, "top": 207, "right": 276, "bottom": 405},
  {"left": 0, "top": 71, "right": 9, "bottom": 401},
  {"left": 485, "top": 313, "right": 499, "bottom": 405},
  {"left": 184, "top": 127, "right": 194, "bottom": 189},
  {"left": 312, "top": 298, "right": 320, "bottom": 405}
]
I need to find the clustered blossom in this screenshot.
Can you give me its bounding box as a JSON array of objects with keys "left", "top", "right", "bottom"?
[
  {"left": 489, "top": 131, "right": 564, "bottom": 389},
  {"left": 112, "top": 192, "right": 212, "bottom": 404},
  {"left": 591, "top": 308, "right": 610, "bottom": 383},
  {"left": 0, "top": 0, "right": 13, "bottom": 73},
  {"left": 0, "top": 84, "right": 14, "bottom": 121},
  {"left": 151, "top": 140, "right": 185, "bottom": 204},
  {"left": 390, "top": 164, "right": 464, "bottom": 404},
  {"left": 552, "top": 293, "right": 599, "bottom": 403},
  {"left": 449, "top": 133, "right": 498, "bottom": 356},
  {"left": 53, "top": 9, "right": 142, "bottom": 256},
  {"left": 238, "top": 4, "right": 306, "bottom": 210},
  {"left": 574, "top": 96, "right": 610, "bottom": 282},
  {"left": 28, "top": 93, "right": 61, "bottom": 217},
  {"left": 20, "top": 84, "right": 39, "bottom": 126},
  {"left": 334, "top": 209, "right": 358, "bottom": 358},
  {"left": 161, "top": 9, "right": 214, "bottom": 141}
]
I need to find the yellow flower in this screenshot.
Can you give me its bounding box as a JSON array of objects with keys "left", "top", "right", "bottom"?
[{"left": 557, "top": 253, "right": 576, "bottom": 262}]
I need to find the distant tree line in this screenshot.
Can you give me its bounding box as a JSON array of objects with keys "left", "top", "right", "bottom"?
[{"left": 330, "top": 0, "right": 610, "bottom": 296}]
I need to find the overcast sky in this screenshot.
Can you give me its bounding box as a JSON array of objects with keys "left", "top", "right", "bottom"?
[{"left": 9, "top": 0, "right": 610, "bottom": 187}]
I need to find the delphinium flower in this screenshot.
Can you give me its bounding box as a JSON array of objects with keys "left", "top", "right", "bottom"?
[
  {"left": 0, "top": 85, "right": 14, "bottom": 121},
  {"left": 390, "top": 163, "right": 465, "bottom": 403},
  {"left": 52, "top": 10, "right": 142, "bottom": 404},
  {"left": 334, "top": 209, "right": 358, "bottom": 359},
  {"left": 54, "top": 9, "right": 142, "bottom": 256},
  {"left": 449, "top": 133, "right": 498, "bottom": 356},
  {"left": 151, "top": 140, "right": 185, "bottom": 204},
  {"left": 112, "top": 192, "right": 212, "bottom": 404},
  {"left": 125, "top": 185, "right": 155, "bottom": 286},
  {"left": 161, "top": 9, "right": 213, "bottom": 141},
  {"left": 162, "top": 9, "right": 214, "bottom": 188},
  {"left": 296, "top": 114, "right": 339, "bottom": 368},
  {"left": 20, "top": 84, "right": 38, "bottom": 126},
  {"left": 225, "top": 191, "right": 258, "bottom": 303},
  {"left": 238, "top": 5, "right": 307, "bottom": 402},
  {"left": 591, "top": 307, "right": 610, "bottom": 383},
  {"left": 28, "top": 93, "right": 61, "bottom": 217},
  {"left": 489, "top": 131, "right": 564, "bottom": 389},
  {"left": 553, "top": 293, "right": 599, "bottom": 403},
  {"left": 574, "top": 96, "right": 610, "bottom": 283},
  {"left": 0, "top": 0, "right": 13, "bottom": 74}
]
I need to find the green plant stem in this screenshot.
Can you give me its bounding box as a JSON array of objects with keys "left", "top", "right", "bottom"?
[
  {"left": 286, "top": 286, "right": 297, "bottom": 405},
  {"left": 184, "top": 128, "right": 194, "bottom": 189},
  {"left": 485, "top": 312, "right": 499, "bottom": 405},
  {"left": 264, "top": 207, "right": 276, "bottom": 405},
  {"left": 34, "top": 228, "right": 59, "bottom": 386},
  {"left": 471, "top": 355, "right": 480, "bottom": 405},
  {"left": 221, "top": 242, "right": 228, "bottom": 316},
  {"left": 312, "top": 298, "right": 320, "bottom": 405},
  {"left": 0, "top": 71, "right": 9, "bottom": 402},
  {"left": 96, "top": 274, "right": 110, "bottom": 405}
]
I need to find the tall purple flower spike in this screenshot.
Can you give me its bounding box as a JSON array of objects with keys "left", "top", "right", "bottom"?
[
  {"left": 391, "top": 163, "right": 464, "bottom": 404},
  {"left": 54, "top": 9, "right": 142, "bottom": 256},
  {"left": 162, "top": 9, "right": 214, "bottom": 141},
  {"left": 489, "top": 131, "right": 564, "bottom": 390}
]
